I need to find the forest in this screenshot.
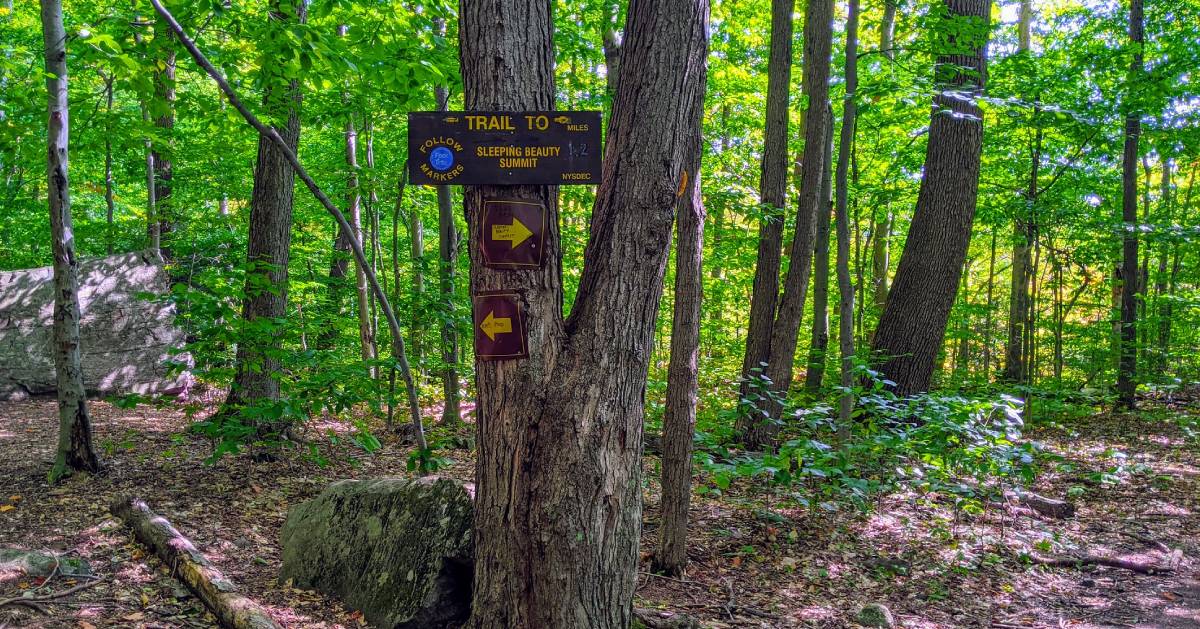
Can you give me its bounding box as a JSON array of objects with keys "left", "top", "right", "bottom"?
[{"left": 1, "top": 0, "right": 1199, "bottom": 627}]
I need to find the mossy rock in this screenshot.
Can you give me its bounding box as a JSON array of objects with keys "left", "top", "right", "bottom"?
[
  {"left": 855, "top": 603, "right": 895, "bottom": 628},
  {"left": 280, "top": 477, "right": 474, "bottom": 629}
]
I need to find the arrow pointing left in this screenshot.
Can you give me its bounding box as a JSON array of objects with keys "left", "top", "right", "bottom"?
[{"left": 480, "top": 310, "right": 513, "bottom": 342}]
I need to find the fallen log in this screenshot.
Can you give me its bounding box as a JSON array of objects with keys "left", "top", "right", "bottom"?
[
  {"left": 1029, "top": 553, "right": 1170, "bottom": 575},
  {"left": 634, "top": 607, "right": 699, "bottom": 628},
  {"left": 1016, "top": 492, "right": 1075, "bottom": 519},
  {"left": 110, "top": 497, "right": 282, "bottom": 629}
]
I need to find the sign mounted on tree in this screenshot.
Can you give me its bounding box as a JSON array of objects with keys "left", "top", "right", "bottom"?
[
  {"left": 472, "top": 291, "right": 529, "bottom": 361},
  {"left": 480, "top": 200, "right": 547, "bottom": 269},
  {"left": 408, "top": 111, "right": 602, "bottom": 185}
]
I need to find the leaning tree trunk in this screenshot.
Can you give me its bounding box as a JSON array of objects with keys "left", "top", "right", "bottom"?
[
  {"left": 1116, "top": 0, "right": 1143, "bottom": 409},
  {"left": 460, "top": 0, "right": 709, "bottom": 625},
  {"left": 42, "top": 0, "right": 100, "bottom": 483},
  {"left": 738, "top": 0, "right": 795, "bottom": 409},
  {"left": 871, "top": 0, "right": 991, "bottom": 396},
  {"left": 653, "top": 118, "right": 705, "bottom": 579},
  {"left": 148, "top": 0, "right": 426, "bottom": 454},
  {"left": 224, "top": 0, "right": 307, "bottom": 413}
]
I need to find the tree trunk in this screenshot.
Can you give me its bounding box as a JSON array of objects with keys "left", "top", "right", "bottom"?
[
  {"left": 652, "top": 138, "right": 705, "bottom": 579},
  {"left": 150, "top": 16, "right": 175, "bottom": 258},
  {"left": 1161, "top": 164, "right": 1196, "bottom": 373},
  {"left": 1116, "top": 0, "right": 1143, "bottom": 409},
  {"left": 346, "top": 114, "right": 377, "bottom": 374},
  {"left": 805, "top": 121, "right": 835, "bottom": 391},
  {"left": 104, "top": 74, "right": 115, "bottom": 256},
  {"left": 41, "top": 0, "right": 100, "bottom": 483},
  {"left": 147, "top": 0, "right": 426, "bottom": 454},
  {"left": 754, "top": 0, "right": 835, "bottom": 440},
  {"left": 434, "top": 83, "right": 461, "bottom": 427},
  {"left": 880, "top": 0, "right": 896, "bottom": 59},
  {"left": 224, "top": 0, "right": 306, "bottom": 413},
  {"left": 1003, "top": 119, "right": 1040, "bottom": 385},
  {"left": 1151, "top": 158, "right": 1170, "bottom": 375},
  {"left": 738, "top": 0, "right": 795, "bottom": 406},
  {"left": 1003, "top": 7, "right": 1038, "bottom": 384},
  {"left": 870, "top": 206, "right": 891, "bottom": 313},
  {"left": 834, "top": 0, "right": 860, "bottom": 426},
  {"left": 460, "top": 0, "right": 709, "bottom": 624},
  {"left": 871, "top": 0, "right": 990, "bottom": 396},
  {"left": 982, "top": 227, "right": 997, "bottom": 378},
  {"left": 409, "top": 154, "right": 425, "bottom": 382}
]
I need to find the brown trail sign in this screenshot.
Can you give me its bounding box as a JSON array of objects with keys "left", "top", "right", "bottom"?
[
  {"left": 411, "top": 111, "right": 603, "bottom": 361},
  {"left": 472, "top": 291, "right": 528, "bottom": 361},
  {"left": 408, "top": 111, "right": 602, "bottom": 186},
  {"left": 480, "top": 200, "right": 546, "bottom": 269}
]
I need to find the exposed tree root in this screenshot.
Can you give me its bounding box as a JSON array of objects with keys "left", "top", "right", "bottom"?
[
  {"left": 0, "top": 578, "right": 101, "bottom": 615},
  {"left": 111, "top": 496, "right": 283, "bottom": 629}
]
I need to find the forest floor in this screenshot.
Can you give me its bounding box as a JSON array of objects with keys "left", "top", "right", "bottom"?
[{"left": 1, "top": 392, "right": 1199, "bottom": 628}]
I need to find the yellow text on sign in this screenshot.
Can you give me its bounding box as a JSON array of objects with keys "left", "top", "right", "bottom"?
[
  {"left": 465, "top": 115, "right": 557, "bottom": 132},
  {"left": 491, "top": 218, "right": 533, "bottom": 247},
  {"left": 480, "top": 311, "right": 513, "bottom": 341}
]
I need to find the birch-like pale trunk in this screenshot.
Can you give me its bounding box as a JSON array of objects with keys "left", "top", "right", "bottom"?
[{"left": 42, "top": 0, "right": 100, "bottom": 482}]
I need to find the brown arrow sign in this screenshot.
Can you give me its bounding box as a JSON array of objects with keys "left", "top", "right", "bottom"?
[
  {"left": 473, "top": 290, "right": 528, "bottom": 361},
  {"left": 481, "top": 199, "right": 546, "bottom": 269}
]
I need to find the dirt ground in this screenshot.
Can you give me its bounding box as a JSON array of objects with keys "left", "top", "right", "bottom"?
[{"left": 1, "top": 393, "right": 1198, "bottom": 628}]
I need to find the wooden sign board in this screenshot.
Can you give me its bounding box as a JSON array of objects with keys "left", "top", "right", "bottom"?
[
  {"left": 408, "top": 111, "right": 602, "bottom": 185},
  {"left": 481, "top": 199, "right": 547, "bottom": 269},
  {"left": 473, "top": 291, "right": 528, "bottom": 361}
]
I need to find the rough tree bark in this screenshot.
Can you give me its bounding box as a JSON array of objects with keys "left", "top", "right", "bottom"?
[
  {"left": 738, "top": 0, "right": 795, "bottom": 404},
  {"left": 653, "top": 115, "right": 705, "bottom": 579},
  {"left": 224, "top": 0, "right": 307, "bottom": 413},
  {"left": 871, "top": 0, "right": 991, "bottom": 396},
  {"left": 459, "top": 0, "right": 709, "bottom": 624},
  {"left": 1117, "top": 0, "right": 1143, "bottom": 408},
  {"left": 41, "top": 0, "right": 100, "bottom": 483}
]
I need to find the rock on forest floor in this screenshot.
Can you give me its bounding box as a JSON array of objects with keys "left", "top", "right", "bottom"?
[{"left": 1, "top": 392, "right": 1199, "bottom": 628}]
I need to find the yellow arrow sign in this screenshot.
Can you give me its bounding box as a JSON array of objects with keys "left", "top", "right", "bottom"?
[
  {"left": 491, "top": 218, "right": 534, "bottom": 248},
  {"left": 480, "top": 311, "right": 513, "bottom": 342}
]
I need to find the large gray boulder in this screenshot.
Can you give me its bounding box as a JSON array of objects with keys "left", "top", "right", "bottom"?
[
  {"left": 280, "top": 477, "right": 474, "bottom": 629},
  {"left": 0, "top": 251, "right": 191, "bottom": 400}
]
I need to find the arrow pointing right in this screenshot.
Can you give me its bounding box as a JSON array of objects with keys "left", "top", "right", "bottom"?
[{"left": 491, "top": 217, "right": 534, "bottom": 248}]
